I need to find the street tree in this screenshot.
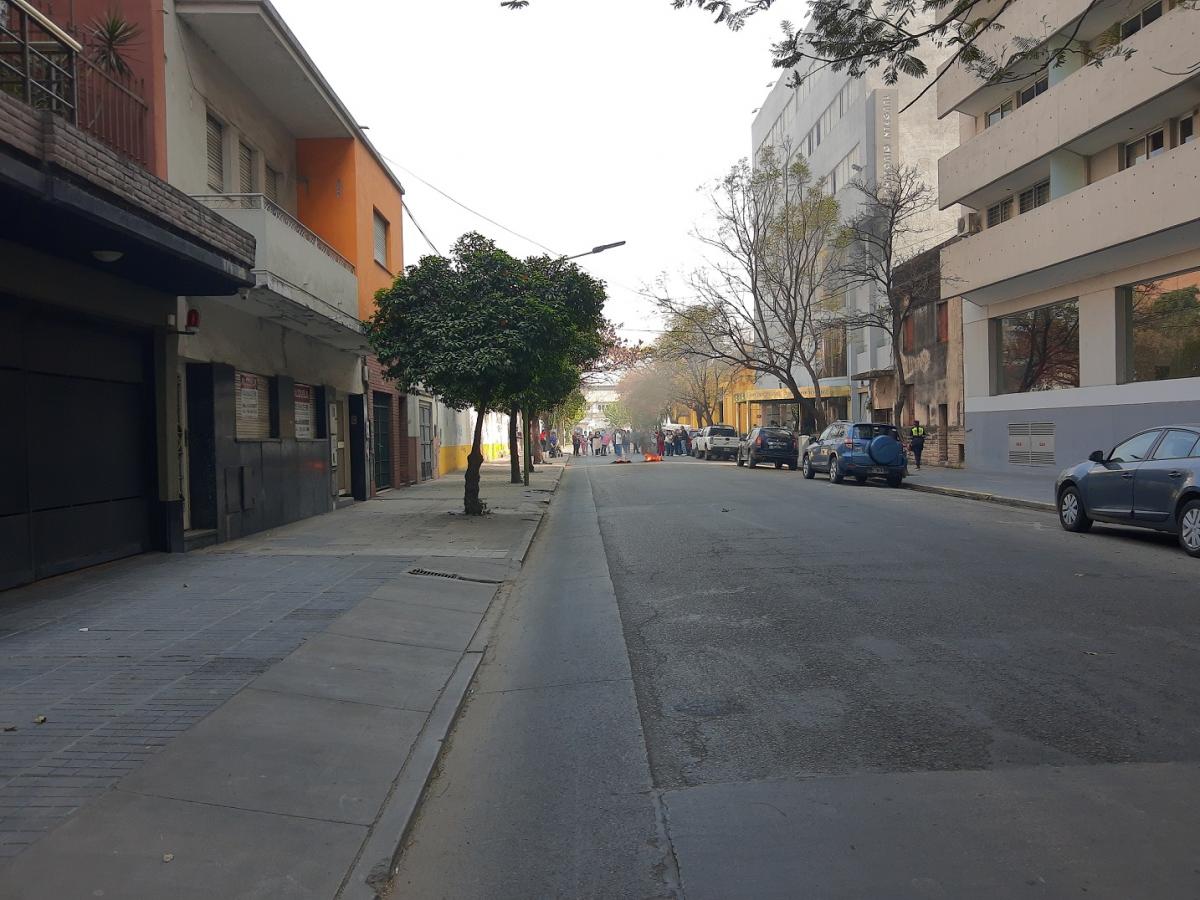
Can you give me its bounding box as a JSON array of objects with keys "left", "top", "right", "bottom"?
[
  {"left": 834, "top": 165, "right": 940, "bottom": 427},
  {"left": 656, "top": 315, "right": 739, "bottom": 427},
  {"left": 368, "top": 233, "right": 537, "bottom": 516},
  {"left": 617, "top": 364, "right": 675, "bottom": 433},
  {"left": 652, "top": 148, "right": 844, "bottom": 430}
]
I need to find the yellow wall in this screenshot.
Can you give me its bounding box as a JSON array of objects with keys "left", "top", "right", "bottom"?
[{"left": 438, "top": 442, "right": 508, "bottom": 475}]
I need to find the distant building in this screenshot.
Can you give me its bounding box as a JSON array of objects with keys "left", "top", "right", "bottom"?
[
  {"left": 939, "top": 0, "right": 1200, "bottom": 469},
  {"left": 750, "top": 15, "right": 960, "bottom": 431}
]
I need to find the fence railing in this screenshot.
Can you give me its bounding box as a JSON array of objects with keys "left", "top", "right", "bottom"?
[
  {"left": 0, "top": 0, "right": 149, "bottom": 166},
  {"left": 191, "top": 193, "right": 357, "bottom": 273}
]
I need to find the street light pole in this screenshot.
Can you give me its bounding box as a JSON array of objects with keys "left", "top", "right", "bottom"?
[{"left": 563, "top": 240, "right": 626, "bottom": 261}]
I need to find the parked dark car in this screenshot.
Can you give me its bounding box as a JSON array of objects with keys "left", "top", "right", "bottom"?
[
  {"left": 802, "top": 421, "right": 907, "bottom": 487},
  {"left": 736, "top": 427, "right": 800, "bottom": 470},
  {"left": 1056, "top": 425, "right": 1200, "bottom": 557}
]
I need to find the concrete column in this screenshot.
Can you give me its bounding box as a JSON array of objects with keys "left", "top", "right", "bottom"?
[
  {"left": 1048, "top": 41, "right": 1084, "bottom": 87},
  {"left": 1050, "top": 149, "right": 1087, "bottom": 199},
  {"left": 1078, "top": 288, "right": 1119, "bottom": 387}
]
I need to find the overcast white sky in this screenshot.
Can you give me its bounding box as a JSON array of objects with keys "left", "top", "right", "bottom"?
[{"left": 274, "top": 0, "right": 790, "bottom": 342}]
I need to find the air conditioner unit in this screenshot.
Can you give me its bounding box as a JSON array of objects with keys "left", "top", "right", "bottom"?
[{"left": 956, "top": 213, "right": 981, "bottom": 236}]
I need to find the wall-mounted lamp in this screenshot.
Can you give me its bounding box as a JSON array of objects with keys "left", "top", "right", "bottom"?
[
  {"left": 168, "top": 308, "right": 200, "bottom": 336},
  {"left": 91, "top": 249, "right": 124, "bottom": 263}
]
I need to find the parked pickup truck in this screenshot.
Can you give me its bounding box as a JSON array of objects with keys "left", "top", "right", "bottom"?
[{"left": 693, "top": 425, "right": 740, "bottom": 460}]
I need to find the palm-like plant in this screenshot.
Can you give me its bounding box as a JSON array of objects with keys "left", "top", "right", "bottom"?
[{"left": 89, "top": 11, "right": 142, "bottom": 78}]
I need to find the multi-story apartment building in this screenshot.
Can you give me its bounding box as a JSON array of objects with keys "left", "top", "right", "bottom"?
[
  {"left": 939, "top": 0, "right": 1200, "bottom": 469},
  {"left": 750, "top": 23, "right": 960, "bottom": 433},
  {"left": 0, "top": 0, "right": 254, "bottom": 588}
]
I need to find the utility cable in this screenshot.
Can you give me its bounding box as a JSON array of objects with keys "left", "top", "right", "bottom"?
[{"left": 401, "top": 198, "right": 442, "bottom": 257}]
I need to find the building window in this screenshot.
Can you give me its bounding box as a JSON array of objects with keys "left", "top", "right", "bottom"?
[
  {"left": 205, "top": 113, "right": 224, "bottom": 191},
  {"left": 1019, "top": 76, "right": 1048, "bottom": 106},
  {"left": 822, "top": 327, "right": 847, "bottom": 376},
  {"left": 902, "top": 316, "right": 915, "bottom": 353},
  {"left": 373, "top": 210, "right": 389, "bottom": 269},
  {"left": 1121, "top": 0, "right": 1162, "bottom": 39},
  {"left": 1018, "top": 180, "right": 1050, "bottom": 214},
  {"left": 936, "top": 302, "right": 949, "bottom": 344},
  {"left": 238, "top": 141, "right": 255, "bottom": 193},
  {"left": 994, "top": 299, "right": 1080, "bottom": 394},
  {"left": 987, "top": 197, "right": 1013, "bottom": 228},
  {"left": 986, "top": 99, "right": 1012, "bottom": 128},
  {"left": 1125, "top": 128, "right": 1166, "bottom": 167},
  {"left": 1121, "top": 268, "right": 1200, "bottom": 383},
  {"left": 294, "top": 383, "right": 316, "bottom": 440},
  {"left": 264, "top": 165, "right": 280, "bottom": 204},
  {"left": 235, "top": 371, "right": 273, "bottom": 440},
  {"left": 1180, "top": 114, "right": 1195, "bottom": 145}
]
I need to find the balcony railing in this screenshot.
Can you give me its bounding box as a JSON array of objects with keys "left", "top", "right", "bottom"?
[
  {"left": 191, "top": 193, "right": 356, "bottom": 273},
  {"left": 0, "top": 0, "right": 149, "bottom": 165}
]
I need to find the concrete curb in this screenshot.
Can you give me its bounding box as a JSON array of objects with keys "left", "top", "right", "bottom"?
[
  {"left": 904, "top": 480, "right": 1055, "bottom": 513},
  {"left": 340, "top": 650, "right": 484, "bottom": 900}
]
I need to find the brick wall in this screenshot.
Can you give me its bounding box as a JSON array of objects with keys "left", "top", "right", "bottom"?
[
  {"left": 0, "top": 92, "right": 254, "bottom": 269},
  {"left": 365, "top": 354, "right": 411, "bottom": 492}
]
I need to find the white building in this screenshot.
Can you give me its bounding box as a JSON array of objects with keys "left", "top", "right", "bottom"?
[
  {"left": 750, "top": 21, "right": 960, "bottom": 428},
  {"left": 938, "top": 0, "right": 1200, "bottom": 469}
]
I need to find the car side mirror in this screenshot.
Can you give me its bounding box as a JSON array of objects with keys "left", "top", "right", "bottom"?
[{"left": 1088, "top": 450, "right": 1105, "bottom": 463}]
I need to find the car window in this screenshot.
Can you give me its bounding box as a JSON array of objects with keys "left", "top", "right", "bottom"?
[
  {"left": 711, "top": 426, "right": 737, "bottom": 437},
  {"left": 1153, "top": 430, "right": 1200, "bottom": 460},
  {"left": 1109, "top": 430, "right": 1161, "bottom": 463},
  {"left": 761, "top": 428, "right": 792, "bottom": 438},
  {"left": 852, "top": 424, "right": 898, "bottom": 440},
  {"left": 817, "top": 426, "right": 834, "bottom": 442}
]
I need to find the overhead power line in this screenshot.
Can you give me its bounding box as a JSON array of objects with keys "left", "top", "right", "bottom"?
[{"left": 401, "top": 199, "right": 442, "bottom": 257}]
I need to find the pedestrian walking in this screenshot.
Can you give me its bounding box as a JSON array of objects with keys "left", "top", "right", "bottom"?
[
  {"left": 909, "top": 419, "right": 926, "bottom": 470},
  {"left": 572, "top": 432, "right": 580, "bottom": 456},
  {"left": 656, "top": 429, "right": 666, "bottom": 457},
  {"left": 613, "top": 428, "right": 624, "bottom": 459},
  {"left": 601, "top": 431, "right": 611, "bottom": 456},
  {"left": 540, "top": 428, "right": 548, "bottom": 453},
  {"left": 591, "top": 431, "right": 601, "bottom": 456}
]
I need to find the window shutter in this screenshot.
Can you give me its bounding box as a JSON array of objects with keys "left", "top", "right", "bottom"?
[
  {"left": 373, "top": 211, "right": 388, "bottom": 267},
  {"left": 235, "top": 372, "right": 272, "bottom": 440},
  {"left": 206, "top": 114, "right": 224, "bottom": 191},
  {"left": 264, "top": 165, "right": 280, "bottom": 204},
  {"left": 238, "top": 141, "right": 255, "bottom": 193}
]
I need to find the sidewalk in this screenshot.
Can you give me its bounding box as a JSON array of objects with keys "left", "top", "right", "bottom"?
[
  {"left": 904, "top": 464, "right": 1057, "bottom": 512},
  {"left": 0, "top": 460, "right": 564, "bottom": 900}
]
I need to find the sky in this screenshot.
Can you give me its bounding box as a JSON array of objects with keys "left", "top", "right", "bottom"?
[{"left": 272, "top": 0, "right": 791, "bottom": 344}]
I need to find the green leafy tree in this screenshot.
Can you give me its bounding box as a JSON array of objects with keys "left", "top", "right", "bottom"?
[{"left": 368, "top": 233, "right": 536, "bottom": 515}]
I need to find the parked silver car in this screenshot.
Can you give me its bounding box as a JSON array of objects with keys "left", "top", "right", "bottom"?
[{"left": 1055, "top": 425, "right": 1200, "bottom": 557}]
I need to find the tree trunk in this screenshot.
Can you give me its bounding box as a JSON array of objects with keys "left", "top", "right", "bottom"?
[
  {"left": 892, "top": 354, "right": 908, "bottom": 430},
  {"left": 522, "top": 406, "right": 534, "bottom": 486},
  {"left": 463, "top": 405, "right": 487, "bottom": 515},
  {"left": 508, "top": 405, "right": 521, "bottom": 484},
  {"left": 532, "top": 410, "right": 544, "bottom": 464}
]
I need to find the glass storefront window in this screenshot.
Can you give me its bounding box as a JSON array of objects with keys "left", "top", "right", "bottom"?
[
  {"left": 1122, "top": 269, "right": 1200, "bottom": 383},
  {"left": 994, "top": 299, "right": 1080, "bottom": 394}
]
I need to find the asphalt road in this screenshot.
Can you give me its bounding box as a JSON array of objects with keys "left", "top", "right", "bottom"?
[{"left": 391, "top": 453, "right": 1200, "bottom": 899}]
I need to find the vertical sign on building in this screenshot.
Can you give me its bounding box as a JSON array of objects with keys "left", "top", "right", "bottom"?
[
  {"left": 872, "top": 88, "right": 899, "bottom": 179},
  {"left": 294, "top": 384, "right": 314, "bottom": 440}
]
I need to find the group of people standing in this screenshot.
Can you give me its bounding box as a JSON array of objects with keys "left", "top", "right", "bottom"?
[
  {"left": 572, "top": 428, "right": 644, "bottom": 459},
  {"left": 653, "top": 426, "right": 692, "bottom": 458}
]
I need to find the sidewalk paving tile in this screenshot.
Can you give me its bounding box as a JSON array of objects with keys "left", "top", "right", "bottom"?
[
  {"left": 1, "top": 790, "right": 365, "bottom": 900},
  {"left": 328, "top": 597, "right": 485, "bottom": 652},
  {"left": 250, "top": 632, "right": 460, "bottom": 712},
  {"left": 119, "top": 687, "right": 425, "bottom": 825},
  {"left": 370, "top": 576, "right": 499, "bottom": 614}
]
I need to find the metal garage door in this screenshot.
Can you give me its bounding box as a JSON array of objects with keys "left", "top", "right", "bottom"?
[{"left": 0, "top": 301, "right": 154, "bottom": 590}]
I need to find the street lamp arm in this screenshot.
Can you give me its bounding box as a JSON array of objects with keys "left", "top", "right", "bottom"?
[{"left": 564, "top": 240, "right": 626, "bottom": 261}]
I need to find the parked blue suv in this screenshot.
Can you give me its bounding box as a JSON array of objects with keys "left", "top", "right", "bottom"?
[{"left": 802, "top": 421, "right": 907, "bottom": 487}]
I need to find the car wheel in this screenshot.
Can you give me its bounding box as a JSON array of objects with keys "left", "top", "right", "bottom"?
[
  {"left": 886, "top": 474, "right": 903, "bottom": 488},
  {"left": 775, "top": 461, "right": 783, "bottom": 469},
  {"left": 788, "top": 462, "right": 798, "bottom": 471},
  {"left": 736, "top": 452, "right": 744, "bottom": 466},
  {"left": 1058, "top": 485, "right": 1093, "bottom": 534},
  {"left": 828, "top": 455, "right": 843, "bottom": 484},
  {"left": 802, "top": 456, "right": 814, "bottom": 479},
  {"left": 1178, "top": 499, "right": 1200, "bottom": 557},
  {"left": 748, "top": 453, "right": 757, "bottom": 469},
  {"left": 854, "top": 475, "right": 867, "bottom": 485}
]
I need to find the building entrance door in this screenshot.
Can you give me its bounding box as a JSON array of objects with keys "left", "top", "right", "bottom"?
[
  {"left": 419, "top": 401, "right": 434, "bottom": 481},
  {"left": 372, "top": 392, "right": 392, "bottom": 490},
  {"left": 330, "top": 399, "right": 350, "bottom": 496}
]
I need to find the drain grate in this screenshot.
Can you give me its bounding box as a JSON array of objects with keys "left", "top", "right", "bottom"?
[{"left": 407, "top": 568, "right": 502, "bottom": 585}]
